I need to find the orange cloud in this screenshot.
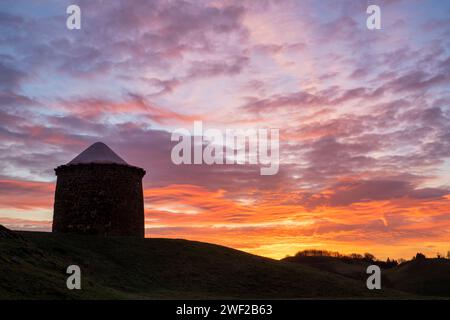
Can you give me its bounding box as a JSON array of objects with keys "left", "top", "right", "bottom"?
[
  {"left": 0, "top": 179, "right": 54, "bottom": 210},
  {"left": 142, "top": 184, "right": 450, "bottom": 260}
]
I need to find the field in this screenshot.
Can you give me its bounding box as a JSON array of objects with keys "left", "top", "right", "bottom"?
[{"left": 0, "top": 230, "right": 406, "bottom": 299}]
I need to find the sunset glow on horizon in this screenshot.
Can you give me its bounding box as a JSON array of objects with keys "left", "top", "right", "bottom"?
[{"left": 1, "top": 0, "right": 449, "bottom": 260}]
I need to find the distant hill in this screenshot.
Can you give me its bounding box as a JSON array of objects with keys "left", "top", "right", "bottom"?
[
  {"left": 282, "top": 255, "right": 372, "bottom": 281},
  {"left": 0, "top": 227, "right": 404, "bottom": 299},
  {"left": 283, "top": 252, "right": 450, "bottom": 298},
  {"left": 384, "top": 258, "right": 450, "bottom": 297}
]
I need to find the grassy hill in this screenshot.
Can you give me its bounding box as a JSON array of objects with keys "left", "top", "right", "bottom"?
[
  {"left": 0, "top": 230, "right": 404, "bottom": 299},
  {"left": 384, "top": 258, "right": 450, "bottom": 297},
  {"left": 282, "top": 255, "right": 371, "bottom": 281},
  {"left": 282, "top": 253, "right": 450, "bottom": 298}
]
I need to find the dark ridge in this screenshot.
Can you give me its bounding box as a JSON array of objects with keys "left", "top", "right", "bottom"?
[
  {"left": 0, "top": 225, "right": 23, "bottom": 240},
  {"left": 0, "top": 231, "right": 407, "bottom": 299}
]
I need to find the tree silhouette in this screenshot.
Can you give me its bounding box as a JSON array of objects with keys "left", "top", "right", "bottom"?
[{"left": 414, "top": 252, "right": 426, "bottom": 260}]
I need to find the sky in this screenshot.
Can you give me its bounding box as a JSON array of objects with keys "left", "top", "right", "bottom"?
[{"left": 0, "top": 0, "right": 449, "bottom": 260}]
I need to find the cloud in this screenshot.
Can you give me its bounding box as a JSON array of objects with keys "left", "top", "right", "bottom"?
[
  {"left": 53, "top": 93, "right": 202, "bottom": 124},
  {"left": 0, "top": 62, "right": 26, "bottom": 90},
  {"left": 0, "top": 179, "right": 54, "bottom": 209},
  {"left": 385, "top": 70, "right": 450, "bottom": 93},
  {"left": 299, "top": 179, "right": 450, "bottom": 208}
]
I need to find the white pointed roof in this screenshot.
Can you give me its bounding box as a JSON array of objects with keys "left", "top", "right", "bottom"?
[{"left": 68, "top": 142, "right": 128, "bottom": 165}]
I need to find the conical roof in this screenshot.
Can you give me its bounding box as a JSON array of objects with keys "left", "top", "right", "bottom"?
[{"left": 68, "top": 142, "right": 128, "bottom": 165}]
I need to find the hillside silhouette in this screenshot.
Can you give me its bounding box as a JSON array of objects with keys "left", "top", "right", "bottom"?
[
  {"left": 283, "top": 249, "right": 450, "bottom": 297},
  {"left": 385, "top": 257, "right": 450, "bottom": 297},
  {"left": 0, "top": 226, "right": 405, "bottom": 299}
]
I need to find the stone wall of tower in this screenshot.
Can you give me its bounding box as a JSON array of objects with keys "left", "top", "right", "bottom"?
[{"left": 52, "top": 163, "right": 146, "bottom": 237}]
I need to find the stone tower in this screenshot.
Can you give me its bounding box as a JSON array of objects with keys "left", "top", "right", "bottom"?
[{"left": 52, "top": 142, "right": 146, "bottom": 237}]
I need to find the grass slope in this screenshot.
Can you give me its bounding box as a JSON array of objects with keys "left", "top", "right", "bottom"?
[
  {"left": 282, "top": 255, "right": 371, "bottom": 281},
  {"left": 385, "top": 258, "right": 450, "bottom": 297},
  {"left": 282, "top": 255, "right": 450, "bottom": 298},
  {"left": 0, "top": 231, "right": 402, "bottom": 299}
]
